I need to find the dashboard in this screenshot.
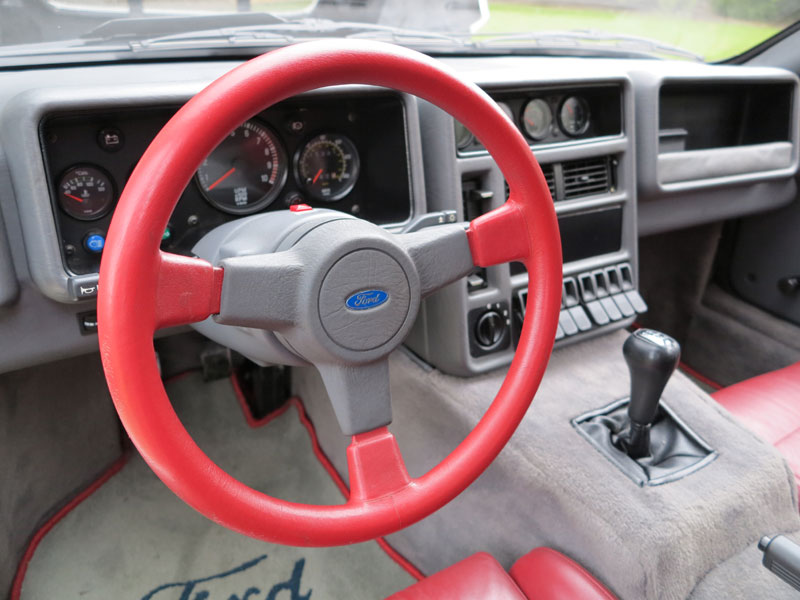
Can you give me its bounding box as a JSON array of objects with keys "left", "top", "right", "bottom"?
[{"left": 0, "top": 55, "right": 797, "bottom": 376}]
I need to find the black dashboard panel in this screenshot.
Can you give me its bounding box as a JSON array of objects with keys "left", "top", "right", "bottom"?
[
  {"left": 659, "top": 82, "right": 793, "bottom": 151},
  {"left": 41, "top": 92, "right": 411, "bottom": 275}
]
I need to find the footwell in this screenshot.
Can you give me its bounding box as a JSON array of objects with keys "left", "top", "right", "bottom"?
[{"left": 17, "top": 373, "right": 416, "bottom": 599}]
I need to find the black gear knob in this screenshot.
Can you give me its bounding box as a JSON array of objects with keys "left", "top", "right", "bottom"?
[
  {"left": 621, "top": 329, "right": 681, "bottom": 458},
  {"left": 624, "top": 329, "right": 681, "bottom": 426}
]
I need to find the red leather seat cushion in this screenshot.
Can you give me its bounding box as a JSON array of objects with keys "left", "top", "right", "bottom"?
[
  {"left": 387, "top": 552, "right": 526, "bottom": 600},
  {"left": 510, "top": 547, "right": 617, "bottom": 599},
  {"left": 713, "top": 362, "right": 800, "bottom": 484}
]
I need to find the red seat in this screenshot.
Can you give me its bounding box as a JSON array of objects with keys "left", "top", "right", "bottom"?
[
  {"left": 387, "top": 548, "right": 616, "bottom": 600},
  {"left": 713, "top": 361, "right": 800, "bottom": 486},
  {"left": 510, "top": 548, "right": 618, "bottom": 600}
]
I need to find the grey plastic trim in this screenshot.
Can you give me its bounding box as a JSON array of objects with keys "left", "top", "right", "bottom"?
[
  {"left": 630, "top": 67, "right": 800, "bottom": 234},
  {"left": 0, "top": 81, "right": 421, "bottom": 304},
  {"left": 0, "top": 194, "right": 19, "bottom": 307},
  {"left": 658, "top": 142, "right": 794, "bottom": 185},
  {"left": 1, "top": 83, "right": 199, "bottom": 303},
  {"left": 406, "top": 74, "right": 640, "bottom": 376}
]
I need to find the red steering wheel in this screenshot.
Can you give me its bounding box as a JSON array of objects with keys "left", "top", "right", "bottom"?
[{"left": 98, "top": 39, "right": 562, "bottom": 546}]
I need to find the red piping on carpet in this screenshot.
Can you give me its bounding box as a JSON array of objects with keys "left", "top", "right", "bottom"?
[
  {"left": 162, "top": 367, "right": 202, "bottom": 386},
  {"left": 230, "top": 375, "right": 425, "bottom": 581},
  {"left": 10, "top": 373, "right": 423, "bottom": 600},
  {"left": 679, "top": 361, "right": 722, "bottom": 391},
  {"left": 10, "top": 451, "right": 131, "bottom": 600}
]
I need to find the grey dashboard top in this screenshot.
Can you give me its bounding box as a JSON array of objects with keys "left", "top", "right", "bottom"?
[{"left": 0, "top": 52, "right": 797, "bottom": 374}]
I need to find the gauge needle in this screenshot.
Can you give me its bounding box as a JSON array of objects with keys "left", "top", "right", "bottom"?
[
  {"left": 207, "top": 167, "right": 236, "bottom": 191},
  {"left": 525, "top": 118, "right": 535, "bottom": 126},
  {"left": 312, "top": 168, "right": 323, "bottom": 184},
  {"left": 64, "top": 193, "right": 84, "bottom": 203}
]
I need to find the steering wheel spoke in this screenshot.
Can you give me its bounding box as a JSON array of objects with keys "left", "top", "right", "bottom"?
[
  {"left": 398, "top": 223, "right": 475, "bottom": 298},
  {"left": 154, "top": 251, "right": 224, "bottom": 330},
  {"left": 347, "top": 426, "right": 411, "bottom": 502},
  {"left": 317, "top": 358, "right": 393, "bottom": 436},
  {"left": 467, "top": 200, "right": 531, "bottom": 267},
  {"left": 214, "top": 250, "right": 304, "bottom": 331}
]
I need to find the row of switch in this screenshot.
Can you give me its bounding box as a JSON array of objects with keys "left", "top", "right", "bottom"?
[
  {"left": 557, "top": 263, "right": 647, "bottom": 339},
  {"left": 517, "top": 262, "right": 647, "bottom": 341}
]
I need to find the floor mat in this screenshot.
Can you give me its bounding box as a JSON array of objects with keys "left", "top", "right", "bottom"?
[{"left": 19, "top": 374, "right": 416, "bottom": 600}]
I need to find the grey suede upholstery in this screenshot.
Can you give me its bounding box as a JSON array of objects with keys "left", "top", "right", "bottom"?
[{"left": 294, "top": 330, "right": 800, "bottom": 599}]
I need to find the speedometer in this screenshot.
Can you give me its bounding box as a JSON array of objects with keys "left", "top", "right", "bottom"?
[
  {"left": 196, "top": 119, "right": 287, "bottom": 215},
  {"left": 295, "top": 134, "right": 360, "bottom": 202}
]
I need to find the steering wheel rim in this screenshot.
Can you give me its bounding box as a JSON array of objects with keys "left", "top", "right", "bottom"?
[{"left": 98, "top": 39, "right": 562, "bottom": 546}]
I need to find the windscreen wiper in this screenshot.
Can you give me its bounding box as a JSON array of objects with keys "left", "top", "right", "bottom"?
[{"left": 476, "top": 30, "right": 703, "bottom": 62}]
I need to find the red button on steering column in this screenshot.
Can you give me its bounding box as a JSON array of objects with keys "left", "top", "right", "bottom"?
[{"left": 290, "top": 203, "right": 313, "bottom": 212}]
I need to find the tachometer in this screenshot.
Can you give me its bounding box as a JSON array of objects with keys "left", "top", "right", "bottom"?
[
  {"left": 196, "top": 119, "right": 287, "bottom": 214},
  {"left": 295, "top": 134, "right": 360, "bottom": 202},
  {"left": 558, "top": 96, "right": 591, "bottom": 136},
  {"left": 58, "top": 165, "right": 115, "bottom": 221}
]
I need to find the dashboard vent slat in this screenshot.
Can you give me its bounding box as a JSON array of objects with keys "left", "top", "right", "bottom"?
[
  {"left": 504, "top": 164, "right": 556, "bottom": 201},
  {"left": 542, "top": 164, "right": 556, "bottom": 199},
  {"left": 561, "top": 157, "right": 612, "bottom": 200}
]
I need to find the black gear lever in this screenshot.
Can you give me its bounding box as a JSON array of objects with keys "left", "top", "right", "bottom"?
[{"left": 621, "top": 329, "right": 681, "bottom": 458}]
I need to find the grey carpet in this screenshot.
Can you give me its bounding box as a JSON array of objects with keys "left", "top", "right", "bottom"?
[
  {"left": 637, "top": 223, "right": 722, "bottom": 347},
  {"left": 19, "top": 373, "right": 414, "bottom": 600},
  {"left": 0, "top": 352, "right": 122, "bottom": 599},
  {"left": 689, "top": 530, "right": 800, "bottom": 599},
  {"left": 295, "top": 331, "right": 800, "bottom": 600},
  {"left": 683, "top": 283, "right": 800, "bottom": 387}
]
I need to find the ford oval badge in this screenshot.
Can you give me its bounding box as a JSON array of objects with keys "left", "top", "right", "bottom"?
[{"left": 346, "top": 289, "right": 389, "bottom": 311}]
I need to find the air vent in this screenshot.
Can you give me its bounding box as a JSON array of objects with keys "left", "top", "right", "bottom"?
[
  {"left": 542, "top": 164, "right": 556, "bottom": 199},
  {"left": 504, "top": 163, "right": 556, "bottom": 200},
  {"left": 562, "top": 157, "right": 612, "bottom": 200}
]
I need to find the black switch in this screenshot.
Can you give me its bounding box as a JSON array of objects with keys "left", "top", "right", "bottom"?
[{"left": 475, "top": 310, "right": 507, "bottom": 348}]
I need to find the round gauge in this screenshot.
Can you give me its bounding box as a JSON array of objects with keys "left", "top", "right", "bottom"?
[
  {"left": 497, "top": 102, "right": 514, "bottom": 122},
  {"left": 58, "top": 165, "right": 115, "bottom": 221},
  {"left": 196, "top": 119, "right": 287, "bottom": 215},
  {"left": 295, "top": 134, "right": 360, "bottom": 202},
  {"left": 558, "top": 96, "right": 591, "bottom": 136},
  {"left": 454, "top": 120, "right": 473, "bottom": 151},
  {"left": 521, "top": 99, "right": 552, "bottom": 141}
]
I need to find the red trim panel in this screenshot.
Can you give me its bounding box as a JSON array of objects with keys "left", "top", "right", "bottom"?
[{"left": 154, "top": 252, "right": 223, "bottom": 330}]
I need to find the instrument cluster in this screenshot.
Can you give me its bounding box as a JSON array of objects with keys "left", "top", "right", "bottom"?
[{"left": 41, "top": 92, "right": 411, "bottom": 275}]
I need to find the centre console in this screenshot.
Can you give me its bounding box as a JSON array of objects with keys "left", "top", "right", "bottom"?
[{"left": 407, "top": 76, "right": 646, "bottom": 376}]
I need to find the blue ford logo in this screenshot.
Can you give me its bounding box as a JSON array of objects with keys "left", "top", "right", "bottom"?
[{"left": 346, "top": 289, "right": 389, "bottom": 311}]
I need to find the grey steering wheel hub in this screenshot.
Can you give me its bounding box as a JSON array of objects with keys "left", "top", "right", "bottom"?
[
  {"left": 191, "top": 207, "right": 473, "bottom": 434},
  {"left": 319, "top": 247, "right": 412, "bottom": 352}
]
